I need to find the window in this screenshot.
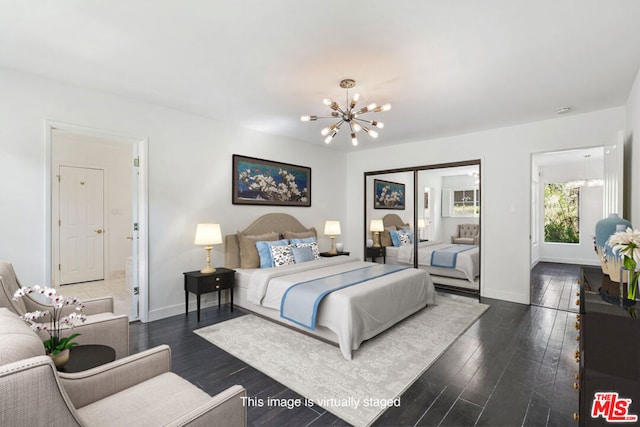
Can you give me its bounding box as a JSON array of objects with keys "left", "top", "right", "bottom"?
[
  {"left": 452, "top": 189, "right": 479, "bottom": 216},
  {"left": 544, "top": 183, "right": 579, "bottom": 243}
]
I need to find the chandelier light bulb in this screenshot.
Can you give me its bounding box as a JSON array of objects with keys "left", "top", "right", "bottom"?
[{"left": 300, "top": 79, "right": 390, "bottom": 146}]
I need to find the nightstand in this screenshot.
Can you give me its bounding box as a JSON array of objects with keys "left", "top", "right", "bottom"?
[
  {"left": 366, "top": 246, "right": 386, "bottom": 263},
  {"left": 184, "top": 268, "right": 235, "bottom": 321},
  {"left": 319, "top": 251, "right": 350, "bottom": 257}
]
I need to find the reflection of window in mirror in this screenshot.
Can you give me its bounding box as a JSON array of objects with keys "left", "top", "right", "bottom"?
[{"left": 441, "top": 173, "right": 480, "bottom": 218}]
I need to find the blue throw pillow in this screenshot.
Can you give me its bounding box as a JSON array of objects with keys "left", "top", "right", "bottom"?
[
  {"left": 255, "top": 239, "right": 289, "bottom": 268},
  {"left": 390, "top": 229, "right": 414, "bottom": 247},
  {"left": 291, "top": 246, "right": 315, "bottom": 263},
  {"left": 289, "top": 236, "right": 316, "bottom": 245}
]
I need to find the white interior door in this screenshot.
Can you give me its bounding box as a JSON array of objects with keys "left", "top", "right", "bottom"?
[
  {"left": 59, "top": 165, "right": 105, "bottom": 284},
  {"left": 131, "top": 146, "right": 140, "bottom": 319}
]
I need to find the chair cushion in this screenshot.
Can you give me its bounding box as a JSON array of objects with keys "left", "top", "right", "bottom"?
[
  {"left": 76, "top": 372, "right": 212, "bottom": 426},
  {"left": 453, "top": 237, "right": 476, "bottom": 245},
  {"left": 0, "top": 308, "right": 46, "bottom": 365}
]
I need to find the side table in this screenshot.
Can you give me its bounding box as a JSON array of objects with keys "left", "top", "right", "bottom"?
[
  {"left": 319, "top": 251, "right": 350, "bottom": 257},
  {"left": 184, "top": 268, "right": 235, "bottom": 321},
  {"left": 366, "top": 246, "right": 386, "bottom": 263},
  {"left": 58, "top": 344, "right": 116, "bottom": 373}
]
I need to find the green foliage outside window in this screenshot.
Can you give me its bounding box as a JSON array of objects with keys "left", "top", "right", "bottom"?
[{"left": 544, "top": 183, "right": 579, "bottom": 243}]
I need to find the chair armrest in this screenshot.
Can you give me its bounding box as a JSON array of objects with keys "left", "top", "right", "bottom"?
[
  {"left": 0, "top": 356, "right": 84, "bottom": 426},
  {"left": 165, "top": 385, "right": 247, "bottom": 427},
  {"left": 82, "top": 296, "right": 114, "bottom": 315},
  {"left": 59, "top": 344, "right": 172, "bottom": 408},
  {"left": 25, "top": 294, "right": 114, "bottom": 316},
  {"left": 36, "top": 313, "right": 130, "bottom": 359}
]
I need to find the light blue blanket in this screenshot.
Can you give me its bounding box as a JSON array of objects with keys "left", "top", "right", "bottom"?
[
  {"left": 280, "top": 264, "right": 408, "bottom": 330},
  {"left": 430, "top": 244, "right": 476, "bottom": 268}
]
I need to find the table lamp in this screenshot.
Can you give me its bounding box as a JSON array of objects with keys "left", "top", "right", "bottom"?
[
  {"left": 370, "top": 219, "right": 384, "bottom": 247},
  {"left": 194, "top": 223, "right": 222, "bottom": 273},
  {"left": 324, "top": 220, "right": 341, "bottom": 254}
]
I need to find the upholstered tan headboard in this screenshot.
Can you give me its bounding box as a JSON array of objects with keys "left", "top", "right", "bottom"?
[
  {"left": 225, "top": 213, "right": 316, "bottom": 268},
  {"left": 382, "top": 213, "right": 407, "bottom": 229}
]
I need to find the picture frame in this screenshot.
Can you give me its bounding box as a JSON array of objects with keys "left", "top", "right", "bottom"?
[
  {"left": 374, "top": 179, "right": 405, "bottom": 210},
  {"left": 232, "top": 154, "right": 311, "bottom": 206}
]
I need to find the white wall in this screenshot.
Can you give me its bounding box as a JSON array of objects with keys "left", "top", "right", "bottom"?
[
  {"left": 345, "top": 107, "right": 626, "bottom": 304},
  {"left": 536, "top": 161, "right": 602, "bottom": 266},
  {"left": 0, "top": 67, "right": 347, "bottom": 321},
  {"left": 626, "top": 67, "right": 640, "bottom": 227}
]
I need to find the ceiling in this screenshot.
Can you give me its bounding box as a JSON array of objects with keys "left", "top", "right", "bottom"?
[{"left": 2, "top": 1, "right": 640, "bottom": 152}]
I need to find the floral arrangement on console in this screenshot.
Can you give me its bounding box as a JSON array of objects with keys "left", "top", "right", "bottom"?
[
  {"left": 13, "top": 286, "right": 87, "bottom": 355},
  {"left": 608, "top": 228, "right": 640, "bottom": 300}
]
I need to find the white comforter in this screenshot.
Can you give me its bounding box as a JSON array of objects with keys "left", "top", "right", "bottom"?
[
  {"left": 396, "top": 241, "right": 479, "bottom": 282},
  {"left": 246, "top": 256, "right": 435, "bottom": 360}
]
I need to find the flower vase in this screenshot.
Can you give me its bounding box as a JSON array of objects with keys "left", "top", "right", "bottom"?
[
  {"left": 595, "top": 213, "right": 632, "bottom": 278},
  {"left": 49, "top": 349, "right": 70, "bottom": 369},
  {"left": 619, "top": 267, "right": 639, "bottom": 308}
]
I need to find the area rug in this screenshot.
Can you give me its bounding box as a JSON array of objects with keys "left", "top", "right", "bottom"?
[{"left": 194, "top": 294, "right": 489, "bottom": 426}]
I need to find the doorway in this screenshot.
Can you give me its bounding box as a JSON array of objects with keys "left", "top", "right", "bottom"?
[
  {"left": 48, "top": 124, "right": 148, "bottom": 321},
  {"left": 530, "top": 142, "right": 622, "bottom": 310}
]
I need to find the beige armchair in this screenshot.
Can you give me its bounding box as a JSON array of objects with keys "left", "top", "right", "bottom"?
[
  {"left": 451, "top": 224, "right": 480, "bottom": 245},
  {"left": 0, "top": 308, "right": 247, "bottom": 426},
  {"left": 0, "top": 261, "right": 129, "bottom": 359}
]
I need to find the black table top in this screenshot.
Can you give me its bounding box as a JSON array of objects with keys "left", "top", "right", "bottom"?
[{"left": 58, "top": 344, "right": 116, "bottom": 373}]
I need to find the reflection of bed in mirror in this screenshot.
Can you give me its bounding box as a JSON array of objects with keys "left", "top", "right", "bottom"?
[
  {"left": 224, "top": 213, "right": 435, "bottom": 360},
  {"left": 381, "top": 214, "right": 479, "bottom": 292}
]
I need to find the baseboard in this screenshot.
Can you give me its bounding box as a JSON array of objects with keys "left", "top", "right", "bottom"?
[
  {"left": 538, "top": 257, "right": 599, "bottom": 266},
  {"left": 148, "top": 295, "right": 222, "bottom": 322}
]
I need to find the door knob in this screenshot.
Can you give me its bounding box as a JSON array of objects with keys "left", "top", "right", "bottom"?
[{"left": 95, "top": 229, "right": 104, "bottom": 234}]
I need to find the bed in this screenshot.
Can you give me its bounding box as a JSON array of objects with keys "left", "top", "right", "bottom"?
[
  {"left": 381, "top": 214, "right": 480, "bottom": 292},
  {"left": 224, "top": 213, "right": 435, "bottom": 360}
]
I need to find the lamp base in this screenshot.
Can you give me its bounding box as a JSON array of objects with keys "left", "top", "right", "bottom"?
[
  {"left": 200, "top": 266, "right": 217, "bottom": 274},
  {"left": 327, "top": 249, "right": 337, "bottom": 255}
]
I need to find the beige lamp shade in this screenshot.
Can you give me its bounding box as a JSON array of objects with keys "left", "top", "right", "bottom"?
[
  {"left": 194, "top": 223, "right": 222, "bottom": 246},
  {"left": 324, "top": 220, "right": 341, "bottom": 236},
  {"left": 417, "top": 218, "right": 425, "bottom": 229},
  {"left": 370, "top": 219, "right": 384, "bottom": 232},
  {"left": 194, "top": 223, "right": 222, "bottom": 273}
]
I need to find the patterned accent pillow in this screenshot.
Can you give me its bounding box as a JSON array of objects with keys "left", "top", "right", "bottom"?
[
  {"left": 270, "top": 244, "right": 295, "bottom": 267},
  {"left": 399, "top": 232, "right": 411, "bottom": 246},
  {"left": 294, "top": 241, "right": 320, "bottom": 259}
]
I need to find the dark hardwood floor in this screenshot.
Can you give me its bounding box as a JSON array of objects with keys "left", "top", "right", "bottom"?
[
  {"left": 531, "top": 262, "right": 581, "bottom": 313},
  {"left": 129, "top": 264, "right": 580, "bottom": 426}
]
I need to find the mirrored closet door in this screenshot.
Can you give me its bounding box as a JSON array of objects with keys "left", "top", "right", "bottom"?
[{"left": 364, "top": 160, "right": 481, "bottom": 295}]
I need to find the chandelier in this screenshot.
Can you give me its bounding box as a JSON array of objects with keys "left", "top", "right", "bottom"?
[{"left": 300, "top": 79, "right": 391, "bottom": 146}]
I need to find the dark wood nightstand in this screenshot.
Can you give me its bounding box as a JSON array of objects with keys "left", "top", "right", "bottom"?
[
  {"left": 184, "top": 268, "right": 235, "bottom": 321},
  {"left": 366, "top": 246, "right": 386, "bottom": 263},
  {"left": 319, "top": 251, "right": 350, "bottom": 257}
]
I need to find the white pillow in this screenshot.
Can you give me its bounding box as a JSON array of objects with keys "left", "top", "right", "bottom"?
[
  {"left": 270, "top": 244, "right": 295, "bottom": 267},
  {"left": 399, "top": 233, "right": 412, "bottom": 246}
]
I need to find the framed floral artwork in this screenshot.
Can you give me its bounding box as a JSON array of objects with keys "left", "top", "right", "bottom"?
[
  {"left": 374, "top": 179, "right": 405, "bottom": 210},
  {"left": 232, "top": 154, "right": 311, "bottom": 206}
]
